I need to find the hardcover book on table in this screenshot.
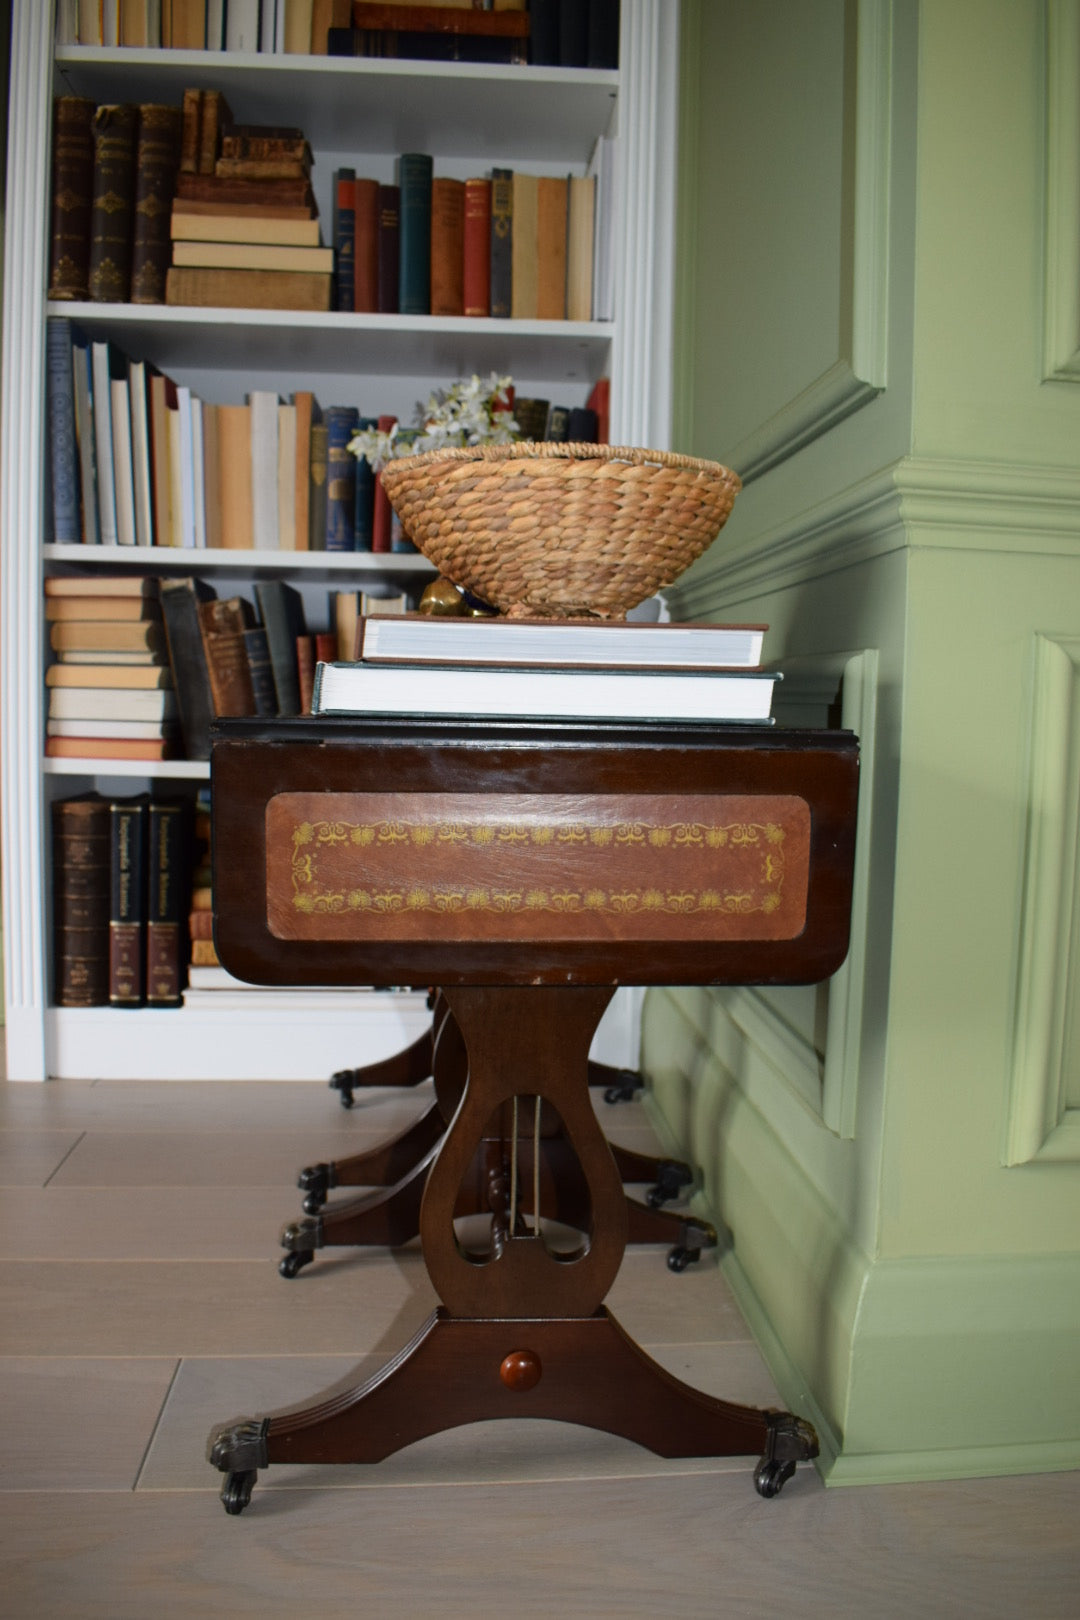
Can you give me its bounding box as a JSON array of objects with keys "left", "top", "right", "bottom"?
[{"left": 356, "top": 616, "right": 769, "bottom": 670}]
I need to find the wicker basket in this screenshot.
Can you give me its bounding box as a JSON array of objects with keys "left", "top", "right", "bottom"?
[{"left": 378, "top": 441, "right": 742, "bottom": 619}]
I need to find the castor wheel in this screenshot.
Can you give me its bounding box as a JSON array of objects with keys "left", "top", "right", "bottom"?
[
  {"left": 603, "top": 1068, "right": 643, "bottom": 1105},
  {"left": 221, "top": 1469, "right": 257, "bottom": 1515},
  {"left": 646, "top": 1159, "right": 693, "bottom": 1208},
  {"left": 753, "top": 1457, "right": 797, "bottom": 1498},
  {"left": 667, "top": 1245, "right": 699, "bottom": 1272},
  {"left": 298, "top": 1162, "right": 334, "bottom": 1213},
  {"left": 328, "top": 1069, "right": 357, "bottom": 1108},
  {"left": 279, "top": 1249, "right": 314, "bottom": 1278}
]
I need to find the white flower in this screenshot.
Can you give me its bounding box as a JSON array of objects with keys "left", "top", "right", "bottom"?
[{"left": 348, "top": 373, "right": 518, "bottom": 468}]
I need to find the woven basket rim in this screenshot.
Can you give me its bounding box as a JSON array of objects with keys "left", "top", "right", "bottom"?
[{"left": 379, "top": 440, "right": 742, "bottom": 485}]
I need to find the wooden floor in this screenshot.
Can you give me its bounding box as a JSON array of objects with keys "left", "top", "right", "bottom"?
[{"left": 1, "top": 1068, "right": 1077, "bottom": 1619}]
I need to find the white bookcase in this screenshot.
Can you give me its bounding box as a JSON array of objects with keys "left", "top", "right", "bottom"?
[{"left": 1, "top": 1, "right": 680, "bottom": 1081}]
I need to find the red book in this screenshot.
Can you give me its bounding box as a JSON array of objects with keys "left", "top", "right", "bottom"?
[
  {"left": 586, "top": 376, "right": 610, "bottom": 445},
  {"left": 371, "top": 413, "right": 397, "bottom": 553},
  {"left": 430, "top": 177, "right": 465, "bottom": 317},
  {"left": 463, "top": 177, "right": 491, "bottom": 318},
  {"left": 353, "top": 177, "right": 379, "bottom": 313}
]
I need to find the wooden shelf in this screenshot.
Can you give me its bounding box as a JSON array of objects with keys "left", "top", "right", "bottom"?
[{"left": 52, "top": 48, "right": 618, "bottom": 162}]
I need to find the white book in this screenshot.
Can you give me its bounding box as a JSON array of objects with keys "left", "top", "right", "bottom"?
[
  {"left": 48, "top": 686, "right": 178, "bottom": 721},
  {"left": 248, "top": 389, "right": 280, "bottom": 549},
  {"left": 56, "top": 0, "right": 79, "bottom": 46},
  {"left": 313, "top": 662, "right": 780, "bottom": 724},
  {"left": 260, "top": 0, "right": 278, "bottom": 53},
  {"left": 225, "top": 0, "right": 260, "bottom": 51},
  {"left": 358, "top": 616, "right": 768, "bottom": 671},
  {"left": 206, "top": 0, "right": 226, "bottom": 50},
  {"left": 128, "top": 360, "right": 154, "bottom": 548},
  {"left": 276, "top": 402, "right": 297, "bottom": 551},
  {"left": 191, "top": 398, "right": 207, "bottom": 549},
  {"left": 275, "top": 0, "right": 287, "bottom": 52},
  {"left": 47, "top": 718, "right": 177, "bottom": 740},
  {"left": 70, "top": 330, "right": 99, "bottom": 545},
  {"left": 176, "top": 385, "right": 196, "bottom": 548},
  {"left": 588, "top": 133, "right": 619, "bottom": 323},
  {"left": 102, "top": 0, "right": 120, "bottom": 46},
  {"left": 110, "top": 375, "right": 137, "bottom": 547},
  {"left": 90, "top": 342, "right": 118, "bottom": 546}
]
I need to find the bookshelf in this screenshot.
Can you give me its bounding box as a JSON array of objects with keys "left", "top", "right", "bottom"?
[{"left": 2, "top": 2, "right": 680, "bottom": 1081}]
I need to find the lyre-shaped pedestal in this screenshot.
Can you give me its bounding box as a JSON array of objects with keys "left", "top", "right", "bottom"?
[{"left": 208, "top": 984, "right": 818, "bottom": 1512}]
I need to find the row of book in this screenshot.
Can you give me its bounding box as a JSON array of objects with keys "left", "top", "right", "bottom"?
[
  {"left": 312, "top": 613, "right": 780, "bottom": 725},
  {"left": 47, "top": 317, "right": 418, "bottom": 553},
  {"left": 56, "top": 2, "right": 617, "bottom": 70},
  {"left": 333, "top": 159, "right": 601, "bottom": 322},
  {"left": 52, "top": 788, "right": 201, "bottom": 1008}
]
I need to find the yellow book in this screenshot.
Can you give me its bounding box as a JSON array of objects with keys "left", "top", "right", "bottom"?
[
  {"left": 170, "top": 210, "right": 322, "bottom": 247},
  {"left": 171, "top": 240, "right": 333, "bottom": 274}
]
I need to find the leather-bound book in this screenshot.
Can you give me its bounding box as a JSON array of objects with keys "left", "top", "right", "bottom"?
[
  {"left": 397, "top": 152, "right": 433, "bottom": 314},
  {"left": 376, "top": 183, "right": 400, "bottom": 313},
  {"left": 88, "top": 103, "right": 138, "bottom": 303},
  {"left": 430, "top": 176, "right": 465, "bottom": 317},
  {"left": 255, "top": 579, "right": 307, "bottom": 715},
  {"left": 175, "top": 173, "right": 316, "bottom": 208},
  {"left": 198, "top": 90, "right": 233, "bottom": 176},
  {"left": 146, "top": 797, "right": 190, "bottom": 1008},
  {"left": 52, "top": 793, "right": 110, "bottom": 1008},
  {"left": 108, "top": 794, "right": 148, "bottom": 1007},
  {"left": 130, "top": 103, "right": 182, "bottom": 305},
  {"left": 159, "top": 576, "right": 218, "bottom": 760},
  {"left": 165, "top": 267, "right": 332, "bottom": 311},
  {"left": 198, "top": 595, "right": 258, "bottom": 715},
  {"left": 48, "top": 96, "right": 96, "bottom": 302},
  {"left": 353, "top": 177, "right": 379, "bottom": 312},
  {"left": 489, "top": 167, "right": 512, "bottom": 317},
  {"left": 352, "top": 416, "right": 376, "bottom": 549},
  {"left": 179, "top": 88, "right": 201, "bottom": 175},
  {"left": 324, "top": 405, "right": 360, "bottom": 551},
  {"left": 463, "top": 177, "right": 491, "bottom": 317},
  {"left": 333, "top": 166, "right": 356, "bottom": 311}
]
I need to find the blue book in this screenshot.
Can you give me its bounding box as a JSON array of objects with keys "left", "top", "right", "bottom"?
[
  {"left": 46, "top": 318, "right": 80, "bottom": 543},
  {"left": 69, "top": 327, "right": 99, "bottom": 545},
  {"left": 397, "top": 152, "right": 433, "bottom": 315},
  {"left": 324, "top": 405, "right": 360, "bottom": 552},
  {"left": 333, "top": 166, "right": 356, "bottom": 313},
  {"left": 352, "top": 416, "right": 376, "bottom": 551}
]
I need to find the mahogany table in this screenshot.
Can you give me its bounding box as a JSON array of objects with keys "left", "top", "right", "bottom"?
[{"left": 205, "top": 716, "right": 858, "bottom": 1514}]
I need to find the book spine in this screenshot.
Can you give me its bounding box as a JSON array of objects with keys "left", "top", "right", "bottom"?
[
  {"left": 566, "top": 405, "right": 599, "bottom": 443},
  {"left": 197, "top": 89, "right": 232, "bottom": 176},
  {"left": 220, "top": 133, "right": 310, "bottom": 163},
  {"left": 91, "top": 341, "right": 119, "bottom": 546},
  {"left": 109, "top": 795, "right": 147, "bottom": 1006},
  {"left": 46, "top": 318, "right": 81, "bottom": 544},
  {"left": 130, "top": 103, "right": 182, "bottom": 305},
  {"left": 215, "top": 157, "right": 310, "bottom": 182},
  {"left": 225, "top": 0, "right": 261, "bottom": 50},
  {"left": 179, "top": 87, "right": 201, "bottom": 175},
  {"left": 174, "top": 173, "right": 315, "bottom": 207},
  {"left": 587, "top": 0, "right": 620, "bottom": 68},
  {"left": 333, "top": 166, "right": 356, "bottom": 310},
  {"left": 376, "top": 183, "right": 400, "bottom": 313},
  {"left": 352, "top": 417, "right": 376, "bottom": 550},
  {"left": 295, "top": 633, "right": 316, "bottom": 713},
  {"left": 249, "top": 390, "right": 280, "bottom": 549},
  {"left": 371, "top": 413, "right": 397, "bottom": 554},
  {"left": 255, "top": 579, "right": 306, "bottom": 714},
  {"left": 159, "top": 577, "right": 217, "bottom": 759},
  {"left": 48, "top": 96, "right": 96, "bottom": 302},
  {"left": 463, "top": 177, "right": 491, "bottom": 318},
  {"left": 165, "top": 266, "right": 332, "bottom": 312},
  {"left": 558, "top": 0, "right": 587, "bottom": 66},
  {"left": 53, "top": 795, "right": 111, "bottom": 1007},
  {"left": 146, "top": 799, "right": 188, "bottom": 1007},
  {"left": 536, "top": 174, "right": 568, "bottom": 320},
  {"left": 353, "top": 176, "right": 379, "bottom": 312},
  {"left": 397, "top": 152, "right": 433, "bottom": 314},
  {"left": 324, "top": 406, "right": 360, "bottom": 551},
  {"left": 429, "top": 176, "right": 465, "bottom": 318},
  {"left": 528, "top": 0, "right": 559, "bottom": 65},
  {"left": 308, "top": 419, "right": 329, "bottom": 551},
  {"left": 545, "top": 403, "right": 570, "bottom": 442},
  {"left": 88, "top": 103, "right": 138, "bottom": 303},
  {"left": 489, "top": 167, "right": 512, "bottom": 318},
  {"left": 243, "top": 625, "right": 279, "bottom": 716},
  {"left": 201, "top": 627, "right": 257, "bottom": 714},
  {"left": 70, "top": 329, "right": 100, "bottom": 544}
]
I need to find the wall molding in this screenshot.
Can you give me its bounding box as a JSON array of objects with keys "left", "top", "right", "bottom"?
[
  {"left": 1043, "top": 0, "right": 1080, "bottom": 381},
  {"left": 1004, "top": 632, "right": 1080, "bottom": 1164},
  {"left": 724, "top": 0, "right": 892, "bottom": 483}
]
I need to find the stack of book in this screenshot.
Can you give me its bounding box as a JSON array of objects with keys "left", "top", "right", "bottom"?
[
  {"left": 44, "top": 576, "right": 181, "bottom": 762},
  {"left": 312, "top": 614, "right": 779, "bottom": 724},
  {"left": 166, "top": 120, "right": 330, "bottom": 312},
  {"left": 52, "top": 789, "right": 193, "bottom": 1009}
]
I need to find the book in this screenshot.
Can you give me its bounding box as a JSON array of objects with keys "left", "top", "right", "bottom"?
[
  {"left": 535, "top": 174, "right": 568, "bottom": 320},
  {"left": 174, "top": 172, "right": 315, "bottom": 208},
  {"left": 159, "top": 575, "right": 218, "bottom": 758},
  {"left": 332, "top": 589, "right": 361, "bottom": 661},
  {"left": 333, "top": 166, "right": 356, "bottom": 310},
  {"left": 45, "top": 735, "right": 180, "bottom": 761},
  {"left": 463, "top": 177, "right": 491, "bottom": 317},
  {"left": 191, "top": 396, "right": 208, "bottom": 549},
  {"left": 47, "top": 718, "right": 179, "bottom": 741},
  {"left": 249, "top": 389, "right": 281, "bottom": 548},
  {"left": 353, "top": 176, "right": 379, "bottom": 311},
  {"left": 171, "top": 0, "right": 208, "bottom": 49},
  {"left": 108, "top": 794, "right": 148, "bottom": 1007},
  {"left": 558, "top": 0, "right": 588, "bottom": 66},
  {"left": 91, "top": 340, "right": 120, "bottom": 546},
  {"left": 295, "top": 632, "right": 317, "bottom": 712},
  {"left": 44, "top": 573, "right": 160, "bottom": 599},
  {"left": 148, "top": 370, "right": 174, "bottom": 545},
  {"left": 45, "top": 594, "right": 163, "bottom": 620},
  {"left": 398, "top": 152, "right": 433, "bottom": 314},
  {"left": 180, "top": 88, "right": 202, "bottom": 175},
  {"left": 120, "top": 1, "right": 158, "bottom": 47},
  {"left": 146, "top": 797, "right": 189, "bottom": 1007},
  {"left": 588, "top": 132, "right": 617, "bottom": 322},
  {"left": 314, "top": 661, "right": 781, "bottom": 723},
  {"left": 325, "top": 405, "right": 360, "bottom": 550},
  {"left": 48, "top": 96, "right": 96, "bottom": 302},
  {"left": 587, "top": 0, "right": 619, "bottom": 68},
  {"left": 50, "top": 618, "right": 167, "bottom": 654},
  {"left": 220, "top": 127, "right": 310, "bottom": 161},
  {"left": 215, "top": 157, "right": 311, "bottom": 182},
  {"left": 46, "top": 318, "right": 80, "bottom": 544},
  {"left": 510, "top": 171, "right": 538, "bottom": 319},
  {"left": 206, "top": 0, "right": 226, "bottom": 50},
  {"left": 225, "top": 0, "right": 262, "bottom": 50},
  {"left": 48, "top": 687, "right": 178, "bottom": 721},
  {"left": 277, "top": 400, "right": 298, "bottom": 550},
  {"left": 47, "top": 662, "right": 174, "bottom": 689},
  {"left": 352, "top": 416, "right": 376, "bottom": 548},
  {"left": 111, "top": 368, "right": 138, "bottom": 546},
  {"left": 128, "top": 358, "right": 155, "bottom": 547},
  {"left": 88, "top": 103, "right": 138, "bottom": 303},
  {"left": 308, "top": 419, "right": 329, "bottom": 551},
  {"left": 198, "top": 594, "right": 258, "bottom": 714},
  {"left": 544, "top": 403, "right": 570, "bottom": 442},
  {"left": 170, "top": 210, "right": 322, "bottom": 245},
  {"left": 585, "top": 375, "right": 609, "bottom": 444},
  {"left": 165, "top": 266, "right": 333, "bottom": 310},
  {"left": 377, "top": 183, "right": 400, "bottom": 312},
  {"left": 171, "top": 239, "right": 334, "bottom": 272},
  {"left": 285, "top": 0, "right": 315, "bottom": 52},
  {"left": 566, "top": 174, "right": 596, "bottom": 323},
  {"left": 430, "top": 176, "right": 465, "bottom": 317},
  {"left": 255, "top": 579, "right": 307, "bottom": 714},
  {"left": 52, "top": 793, "right": 110, "bottom": 1007},
  {"left": 567, "top": 404, "right": 599, "bottom": 442},
  {"left": 130, "top": 102, "right": 182, "bottom": 304},
  {"left": 371, "top": 412, "right": 397, "bottom": 553},
  {"left": 70, "top": 327, "right": 100, "bottom": 544},
  {"left": 215, "top": 402, "right": 255, "bottom": 549},
  {"left": 198, "top": 90, "right": 233, "bottom": 176},
  {"left": 508, "top": 397, "right": 549, "bottom": 441},
  {"left": 291, "top": 390, "right": 322, "bottom": 550},
  {"left": 489, "top": 166, "right": 512, "bottom": 317},
  {"left": 357, "top": 617, "right": 768, "bottom": 670},
  {"left": 528, "top": 0, "right": 558, "bottom": 64},
  {"left": 243, "top": 624, "right": 279, "bottom": 716}
]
